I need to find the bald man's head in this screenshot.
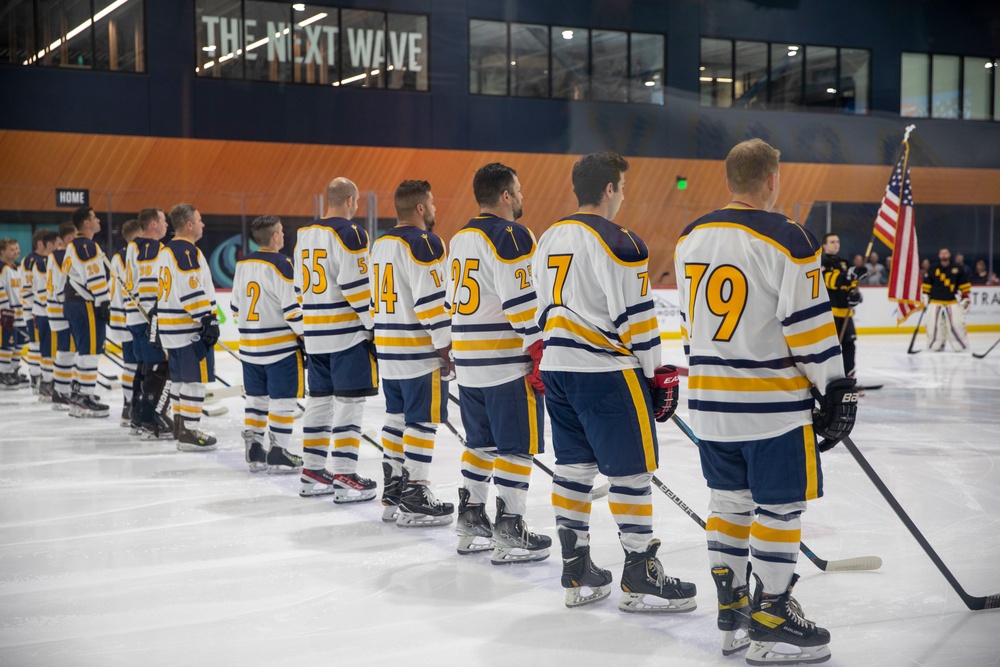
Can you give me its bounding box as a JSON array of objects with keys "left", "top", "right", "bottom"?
[{"left": 326, "top": 178, "right": 359, "bottom": 208}]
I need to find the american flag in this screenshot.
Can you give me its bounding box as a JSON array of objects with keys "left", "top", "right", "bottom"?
[{"left": 872, "top": 149, "right": 922, "bottom": 322}]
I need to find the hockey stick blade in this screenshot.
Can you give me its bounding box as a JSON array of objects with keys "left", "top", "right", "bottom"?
[
  {"left": 843, "top": 435, "right": 999, "bottom": 610},
  {"left": 670, "top": 414, "right": 883, "bottom": 573},
  {"left": 906, "top": 308, "right": 925, "bottom": 354},
  {"left": 972, "top": 336, "right": 1000, "bottom": 359}
]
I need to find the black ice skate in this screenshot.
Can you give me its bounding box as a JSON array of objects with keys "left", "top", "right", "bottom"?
[
  {"left": 242, "top": 430, "right": 268, "bottom": 473},
  {"left": 140, "top": 413, "right": 176, "bottom": 441},
  {"left": 455, "top": 487, "right": 493, "bottom": 554},
  {"left": 559, "top": 528, "right": 612, "bottom": 608},
  {"left": 746, "top": 574, "right": 831, "bottom": 666},
  {"left": 120, "top": 400, "right": 131, "bottom": 427},
  {"left": 0, "top": 373, "right": 20, "bottom": 390},
  {"left": 265, "top": 441, "right": 303, "bottom": 475},
  {"left": 329, "top": 473, "right": 377, "bottom": 504},
  {"left": 38, "top": 380, "right": 54, "bottom": 403},
  {"left": 381, "top": 463, "right": 406, "bottom": 522},
  {"left": 619, "top": 539, "right": 697, "bottom": 613},
  {"left": 175, "top": 421, "right": 217, "bottom": 451},
  {"left": 50, "top": 389, "right": 72, "bottom": 411},
  {"left": 396, "top": 480, "right": 454, "bottom": 527},
  {"left": 490, "top": 498, "right": 551, "bottom": 565},
  {"left": 712, "top": 566, "right": 751, "bottom": 655},
  {"left": 68, "top": 393, "right": 110, "bottom": 418}
]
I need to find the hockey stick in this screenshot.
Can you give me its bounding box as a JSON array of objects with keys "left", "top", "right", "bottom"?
[
  {"left": 841, "top": 435, "right": 999, "bottom": 610},
  {"left": 907, "top": 307, "right": 926, "bottom": 355},
  {"left": 444, "top": 392, "right": 611, "bottom": 499},
  {"left": 670, "top": 414, "right": 883, "bottom": 572},
  {"left": 972, "top": 335, "right": 1000, "bottom": 359}
]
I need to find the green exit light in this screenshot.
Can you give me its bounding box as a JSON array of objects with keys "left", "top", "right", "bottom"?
[{"left": 676, "top": 176, "right": 688, "bottom": 190}]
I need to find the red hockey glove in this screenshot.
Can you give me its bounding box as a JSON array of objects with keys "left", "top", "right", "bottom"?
[
  {"left": 960, "top": 292, "right": 971, "bottom": 312},
  {"left": 526, "top": 340, "right": 544, "bottom": 395},
  {"left": 648, "top": 365, "right": 680, "bottom": 423}
]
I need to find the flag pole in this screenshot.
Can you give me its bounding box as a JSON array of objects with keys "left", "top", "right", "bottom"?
[{"left": 862, "top": 124, "right": 916, "bottom": 262}]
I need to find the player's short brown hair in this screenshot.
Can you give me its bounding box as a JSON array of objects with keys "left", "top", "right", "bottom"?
[
  {"left": 169, "top": 203, "right": 198, "bottom": 231},
  {"left": 137, "top": 208, "right": 165, "bottom": 231},
  {"left": 572, "top": 152, "right": 629, "bottom": 207},
  {"left": 121, "top": 219, "right": 142, "bottom": 242},
  {"left": 58, "top": 221, "right": 77, "bottom": 240},
  {"left": 250, "top": 215, "right": 282, "bottom": 247},
  {"left": 0, "top": 238, "right": 17, "bottom": 253},
  {"left": 394, "top": 180, "right": 432, "bottom": 218},
  {"left": 725, "top": 138, "right": 780, "bottom": 194}
]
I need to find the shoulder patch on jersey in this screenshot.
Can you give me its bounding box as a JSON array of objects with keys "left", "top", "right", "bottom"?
[
  {"left": 332, "top": 219, "right": 369, "bottom": 252},
  {"left": 51, "top": 249, "right": 66, "bottom": 266},
  {"left": 241, "top": 251, "right": 295, "bottom": 280},
  {"left": 383, "top": 226, "right": 445, "bottom": 263},
  {"left": 71, "top": 237, "right": 99, "bottom": 261},
  {"left": 115, "top": 247, "right": 128, "bottom": 262},
  {"left": 136, "top": 237, "right": 162, "bottom": 261},
  {"left": 166, "top": 240, "right": 202, "bottom": 271},
  {"left": 683, "top": 208, "right": 819, "bottom": 260},
  {"left": 565, "top": 214, "right": 648, "bottom": 263},
  {"left": 466, "top": 216, "right": 534, "bottom": 261}
]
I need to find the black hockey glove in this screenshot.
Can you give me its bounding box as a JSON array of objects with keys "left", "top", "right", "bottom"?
[
  {"left": 846, "top": 287, "right": 863, "bottom": 307},
  {"left": 199, "top": 314, "right": 221, "bottom": 348},
  {"left": 648, "top": 365, "right": 680, "bottom": 423},
  {"left": 812, "top": 377, "right": 860, "bottom": 451},
  {"left": 847, "top": 266, "right": 868, "bottom": 283},
  {"left": 97, "top": 302, "right": 111, "bottom": 325}
]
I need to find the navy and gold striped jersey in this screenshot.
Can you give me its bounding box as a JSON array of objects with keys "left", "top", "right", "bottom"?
[
  {"left": 370, "top": 225, "right": 450, "bottom": 380},
  {"left": 155, "top": 239, "right": 217, "bottom": 350},
  {"left": 125, "top": 237, "right": 163, "bottom": 327},
  {"left": 230, "top": 251, "right": 304, "bottom": 365},
  {"left": 108, "top": 247, "right": 131, "bottom": 343},
  {"left": 922, "top": 262, "right": 971, "bottom": 305},
  {"left": 294, "top": 217, "right": 373, "bottom": 354},
  {"left": 46, "top": 249, "right": 69, "bottom": 331},
  {"left": 533, "top": 212, "right": 661, "bottom": 377},
  {"left": 674, "top": 205, "right": 845, "bottom": 442},
  {"left": 63, "top": 236, "right": 109, "bottom": 305},
  {"left": 449, "top": 214, "right": 542, "bottom": 388}
]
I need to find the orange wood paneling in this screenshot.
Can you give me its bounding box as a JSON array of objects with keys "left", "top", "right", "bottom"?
[{"left": 2, "top": 130, "right": 999, "bottom": 284}]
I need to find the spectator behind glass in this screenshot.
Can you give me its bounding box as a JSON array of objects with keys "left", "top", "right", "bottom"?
[
  {"left": 921, "top": 257, "right": 931, "bottom": 277},
  {"left": 954, "top": 252, "right": 972, "bottom": 277},
  {"left": 862, "top": 251, "right": 887, "bottom": 286},
  {"left": 971, "top": 259, "right": 1000, "bottom": 285}
]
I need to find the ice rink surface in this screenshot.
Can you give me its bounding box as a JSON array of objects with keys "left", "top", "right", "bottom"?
[{"left": 1, "top": 334, "right": 999, "bottom": 666}]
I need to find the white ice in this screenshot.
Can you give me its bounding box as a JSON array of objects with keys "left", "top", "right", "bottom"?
[{"left": 1, "top": 334, "right": 999, "bottom": 667}]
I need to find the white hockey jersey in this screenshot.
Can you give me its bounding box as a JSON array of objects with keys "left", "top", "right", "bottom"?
[
  {"left": 107, "top": 247, "right": 132, "bottom": 344},
  {"left": 533, "top": 213, "right": 661, "bottom": 378},
  {"left": 294, "top": 217, "right": 373, "bottom": 355},
  {"left": 449, "top": 214, "right": 542, "bottom": 388},
  {"left": 125, "top": 237, "right": 162, "bottom": 327},
  {"left": 29, "top": 254, "right": 48, "bottom": 319},
  {"left": 46, "top": 249, "right": 69, "bottom": 332},
  {"left": 674, "top": 204, "right": 846, "bottom": 442},
  {"left": 19, "top": 254, "right": 42, "bottom": 321},
  {"left": 0, "top": 262, "right": 25, "bottom": 328},
  {"left": 155, "top": 239, "right": 217, "bottom": 350},
  {"left": 370, "top": 225, "right": 451, "bottom": 380},
  {"left": 63, "top": 236, "right": 110, "bottom": 306},
  {"left": 230, "top": 251, "right": 304, "bottom": 365}
]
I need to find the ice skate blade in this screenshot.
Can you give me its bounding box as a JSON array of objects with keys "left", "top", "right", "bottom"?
[
  {"left": 721, "top": 630, "right": 750, "bottom": 656},
  {"left": 618, "top": 592, "right": 697, "bottom": 614},
  {"left": 266, "top": 465, "right": 302, "bottom": 475},
  {"left": 141, "top": 432, "right": 174, "bottom": 441},
  {"left": 395, "top": 511, "right": 453, "bottom": 527},
  {"left": 745, "top": 641, "right": 831, "bottom": 666},
  {"left": 69, "top": 409, "right": 109, "bottom": 418},
  {"left": 381, "top": 505, "right": 399, "bottom": 522},
  {"left": 176, "top": 442, "right": 217, "bottom": 452},
  {"left": 299, "top": 484, "right": 337, "bottom": 498},
  {"left": 457, "top": 535, "right": 493, "bottom": 554},
  {"left": 247, "top": 462, "right": 268, "bottom": 473},
  {"left": 52, "top": 403, "right": 72, "bottom": 411},
  {"left": 331, "top": 489, "right": 377, "bottom": 504},
  {"left": 491, "top": 546, "right": 549, "bottom": 565},
  {"left": 564, "top": 584, "right": 611, "bottom": 608}
]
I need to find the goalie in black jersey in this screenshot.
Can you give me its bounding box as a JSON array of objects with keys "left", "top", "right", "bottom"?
[{"left": 922, "top": 247, "right": 971, "bottom": 352}]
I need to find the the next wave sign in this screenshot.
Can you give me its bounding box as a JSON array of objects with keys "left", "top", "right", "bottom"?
[{"left": 56, "top": 189, "right": 90, "bottom": 207}]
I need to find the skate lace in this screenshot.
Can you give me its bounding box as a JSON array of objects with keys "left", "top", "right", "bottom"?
[
  {"left": 647, "top": 558, "right": 678, "bottom": 587},
  {"left": 786, "top": 596, "right": 815, "bottom": 629}
]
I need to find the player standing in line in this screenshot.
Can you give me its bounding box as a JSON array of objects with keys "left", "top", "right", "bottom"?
[
  {"left": 109, "top": 219, "right": 142, "bottom": 426},
  {"left": 675, "top": 139, "right": 858, "bottom": 664},
  {"left": 370, "top": 180, "right": 454, "bottom": 527},
  {"left": 820, "top": 233, "right": 864, "bottom": 378},
  {"left": 28, "top": 230, "right": 58, "bottom": 401},
  {"left": 19, "top": 232, "right": 49, "bottom": 391},
  {"left": 63, "top": 207, "right": 111, "bottom": 418},
  {"left": 923, "top": 247, "right": 972, "bottom": 352},
  {"left": 449, "top": 162, "right": 551, "bottom": 563},
  {"left": 231, "top": 216, "right": 305, "bottom": 473},
  {"left": 294, "top": 178, "right": 379, "bottom": 501},
  {"left": 155, "top": 203, "right": 219, "bottom": 450},
  {"left": 126, "top": 207, "right": 174, "bottom": 439},
  {"left": 0, "top": 239, "right": 25, "bottom": 389},
  {"left": 533, "top": 152, "right": 692, "bottom": 611},
  {"left": 46, "top": 223, "right": 79, "bottom": 410}
]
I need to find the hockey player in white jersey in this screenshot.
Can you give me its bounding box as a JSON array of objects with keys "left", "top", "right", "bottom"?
[
  {"left": 231, "top": 216, "right": 305, "bottom": 474},
  {"left": 126, "top": 208, "right": 173, "bottom": 440},
  {"left": 27, "top": 230, "right": 58, "bottom": 399},
  {"left": 449, "top": 162, "right": 551, "bottom": 563},
  {"left": 19, "top": 231, "right": 53, "bottom": 390},
  {"left": 0, "top": 238, "right": 25, "bottom": 389},
  {"left": 675, "top": 139, "right": 859, "bottom": 664},
  {"left": 46, "top": 223, "right": 79, "bottom": 410},
  {"left": 108, "top": 219, "right": 141, "bottom": 426},
  {"left": 294, "top": 178, "right": 379, "bottom": 501},
  {"left": 370, "top": 180, "right": 454, "bottom": 527},
  {"left": 534, "top": 152, "right": 694, "bottom": 611},
  {"left": 156, "top": 204, "right": 219, "bottom": 451},
  {"left": 62, "top": 207, "right": 111, "bottom": 418}
]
